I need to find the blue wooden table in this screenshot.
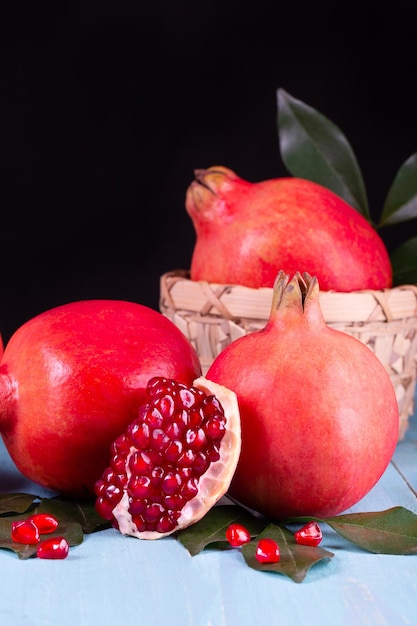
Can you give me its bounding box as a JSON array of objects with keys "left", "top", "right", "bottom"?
[{"left": 1, "top": 396, "right": 417, "bottom": 626}]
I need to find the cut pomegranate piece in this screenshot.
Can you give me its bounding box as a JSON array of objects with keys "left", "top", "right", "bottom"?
[
  {"left": 226, "top": 523, "right": 251, "bottom": 547},
  {"left": 255, "top": 538, "right": 280, "bottom": 564},
  {"left": 11, "top": 519, "right": 40, "bottom": 544},
  {"left": 37, "top": 537, "right": 69, "bottom": 559},
  {"left": 95, "top": 376, "right": 241, "bottom": 539},
  {"left": 294, "top": 521, "right": 323, "bottom": 546}
]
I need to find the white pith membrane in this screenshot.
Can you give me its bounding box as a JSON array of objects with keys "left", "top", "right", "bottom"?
[{"left": 111, "top": 377, "right": 241, "bottom": 539}]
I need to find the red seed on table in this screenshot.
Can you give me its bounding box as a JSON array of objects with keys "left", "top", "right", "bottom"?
[
  {"left": 37, "top": 537, "right": 70, "bottom": 559},
  {"left": 11, "top": 519, "right": 40, "bottom": 544},
  {"left": 226, "top": 523, "right": 251, "bottom": 547},
  {"left": 27, "top": 513, "right": 59, "bottom": 534},
  {"left": 255, "top": 538, "right": 280, "bottom": 564},
  {"left": 294, "top": 521, "right": 323, "bottom": 547}
]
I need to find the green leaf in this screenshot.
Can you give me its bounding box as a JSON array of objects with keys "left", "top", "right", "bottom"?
[
  {"left": 0, "top": 512, "right": 84, "bottom": 560},
  {"left": 0, "top": 493, "right": 40, "bottom": 515},
  {"left": 36, "top": 497, "right": 111, "bottom": 534},
  {"left": 379, "top": 153, "right": 417, "bottom": 226},
  {"left": 242, "top": 524, "right": 334, "bottom": 583},
  {"left": 323, "top": 507, "right": 417, "bottom": 554},
  {"left": 277, "top": 88, "right": 370, "bottom": 219},
  {"left": 176, "top": 505, "right": 266, "bottom": 556},
  {"left": 390, "top": 236, "right": 417, "bottom": 285}
]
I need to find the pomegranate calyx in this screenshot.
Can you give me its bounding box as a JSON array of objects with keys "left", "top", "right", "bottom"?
[{"left": 269, "top": 271, "right": 324, "bottom": 330}]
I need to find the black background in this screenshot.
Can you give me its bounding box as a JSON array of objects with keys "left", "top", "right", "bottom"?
[{"left": 1, "top": 1, "right": 417, "bottom": 345}]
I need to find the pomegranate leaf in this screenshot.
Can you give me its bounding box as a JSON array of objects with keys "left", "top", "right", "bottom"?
[
  {"left": 0, "top": 493, "right": 40, "bottom": 515},
  {"left": 322, "top": 507, "right": 417, "bottom": 555},
  {"left": 379, "top": 153, "right": 417, "bottom": 226},
  {"left": 0, "top": 514, "right": 84, "bottom": 560},
  {"left": 176, "top": 505, "right": 266, "bottom": 556},
  {"left": 36, "top": 497, "right": 111, "bottom": 534},
  {"left": 390, "top": 236, "right": 417, "bottom": 285},
  {"left": 277, "top": 88, "right": 370, "bottom": 220},
  {"left": 242, "top": 524, "right": 334, "bottom": 583}
]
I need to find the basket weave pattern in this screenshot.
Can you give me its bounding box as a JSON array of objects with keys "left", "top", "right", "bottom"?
[{"left": 160, "top": 270, "right": 417, "bottom": 441}]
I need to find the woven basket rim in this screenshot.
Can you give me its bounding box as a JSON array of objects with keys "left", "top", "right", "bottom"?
[{"left": 160, "top": 269, "right": 417, "bottom": 324}]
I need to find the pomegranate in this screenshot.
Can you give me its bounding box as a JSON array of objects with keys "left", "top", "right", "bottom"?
[
  {"left": 186, "top": 166, "right": 392, "bottom": 291},
  {"left": 95, "top": 376, "right": 241, "bottom": 539},
  {"left": 0, "top": 300, "right": 202, "bottom": 499},
  {"left": 207, "top": 271, "right": 399, "bottom": 519}
]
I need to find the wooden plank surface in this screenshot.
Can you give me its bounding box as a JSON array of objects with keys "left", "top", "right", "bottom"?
[{"left": 0, "top": 398, "right": 416, "bottom": 626}]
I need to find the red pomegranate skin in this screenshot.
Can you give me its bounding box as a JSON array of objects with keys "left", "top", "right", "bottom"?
[
  {"left": 206, "top": 272, "right": 399, "bottom": 519},
  {"left": 186, "top": 166, "right": 392, "bottom": 292},
  {"left": 0, "top": 300, "right": 202, "bottom": 499}
]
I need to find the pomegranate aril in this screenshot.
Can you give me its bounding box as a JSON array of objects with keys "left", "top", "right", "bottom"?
[
  {"left": 129, "top": 450, "right": 153, "bottom": 474},
  {"left": 28, "top": 513, "right": 59, "bottom": 534},
  {"left": 129, "top": 422, "right": 150, "bottom": 449},
  {"left": 226, "top": 523, "right": 251, "bottom": 547},
  {"left": 11, "top": 519, "right": 40, "bottom": 544},
  {"left": 185, "top": 427, "right": 207, "bottom": 451},
  {"left": 192, "top": 452, "right": 210, "bottom": 476},
  {"left": 161, "top": 471, "right": 182, "bottom": 495},
  {"left": 177, "top": 449, "right": 195, "bottom": 467},
  {"left": 181, "top": 477, "right": 199, "bottom": 499},
  {"left": 207, "top": 444, "right": 221, "bottom": 462},
  {"left": 156, "top": 514, "right": 177, "bottom": 534},
  {"left": 205, "top": 416, "right": 226, "bottom": 440},
  {"left": 128, "top": 475, "right": 152, "bottom": 499},
  {"left": 104, "top": 483, "right": 123, "bottom": 505},
  {"left": 163, "top": 493, "right": 185, "bottom": 511},
  {"left": 155, "top": 394, "right": 175, "bottom": 418},
  {"left": 111, "top": 433, "right": 131, "bottom": 455},
  {"left": 37, "top": 537, "right": 69, "bottom": 560},
  {"left": 95, "top": 495, "right": 116, "bottom": 521},
  {"left": 165, "top": 439, "right": 183, "bottom": 462},
  {"left": 294, "top": 521, "right": 323, "bottom": 547},
  {"left": 143, "top": 502, "right": 165, "bottom": 523},
  {"left": 150, "top": 428, "right": 170, "bottom": 452},
  {"left": 128, "top": 497, "right": 146, "bottom": 515},
  {"left": 255, "top": 538, "right": 280, "bottom": 564}
]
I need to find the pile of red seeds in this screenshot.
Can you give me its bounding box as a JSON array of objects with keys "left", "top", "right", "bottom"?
[
  {"left": 225, "top": 521, "right": 323, "bottom": 564},
  {"left": 95, "top": 376, "right": 229, "bottom": 536},
  {"left": 11, "top": 513, "right": 69, "bottom": 559}
]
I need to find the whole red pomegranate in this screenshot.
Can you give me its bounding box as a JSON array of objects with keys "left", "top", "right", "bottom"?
[
  {"left": 186, "top": 166, "right": 392, "bottom": 291},
  {"left": 0, "top": 300, "right": 202, "bottom": 499},
  {"left": 207, "top": 271, "right": 399, "bottom": 519}
]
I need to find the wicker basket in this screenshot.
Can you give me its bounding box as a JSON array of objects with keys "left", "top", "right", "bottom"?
[{"left": 160, "top": 270, "right": 417, "bottom": 441}]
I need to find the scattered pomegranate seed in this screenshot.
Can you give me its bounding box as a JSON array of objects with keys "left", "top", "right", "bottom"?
[
  {"left": 37, "top": 537, "right": 69, "bottom": 560},
  {"left": 255, "top": 538, "right": 280, "bottom": 564},
  {"left": 11, "top": 519, "right": 40, "bottom": 544},
  {"left": 294, "top": 521, "right": 323, "bottom": 546},
  {"left": 95, "top": 377, "right": 228, "bottom": 536},
  {"left": 226, "top": 523, "right": 251, "bottom": 547},
  {"left": 27, "top": 513, "right": 59, "bottom": 534}
]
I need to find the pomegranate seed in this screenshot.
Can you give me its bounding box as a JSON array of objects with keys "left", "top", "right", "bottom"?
[
  {"left": 255, "top": 538, "right": 280, "bottom": 564},
  {"left": 11, "top": 519, "right": 40, "bottom": 544},
  {"left": 129, "top": 422, "right": 150, "bottom": 449},
  {"left": 37, "top": 537, "right": 69, "bottom": 560},
  {"left": 95, "top": 495, "right": 116, "bottom": 520},
  {"left": 94, "top": 377, "right": 229, "bottom": 536},
  {"left": 226, "top": 523, "right": 251, "bottom": 547},
  {"left": 27, "top": 513, "right": 59, "bottom": 534},
  {"left": 294, "top": 521, "right": 323, "bottom": 547}
]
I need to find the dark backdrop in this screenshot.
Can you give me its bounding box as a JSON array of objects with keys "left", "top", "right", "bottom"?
[{"left": 1, "top": 1, "right": 417, "bottom": 344}]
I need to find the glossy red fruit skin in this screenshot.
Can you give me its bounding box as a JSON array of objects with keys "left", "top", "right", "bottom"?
[
  {"left": 0, "top": 300, "right": 201, "bottom": 499},
  {"left": 186, "top": 166, "right": 392, "bottom": 292},
  {"left": 207, "top": 272, "right": 399, "bottom": 520},
  {"left": 294, "top": 522, "right": 323, "bottom": 547}
]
